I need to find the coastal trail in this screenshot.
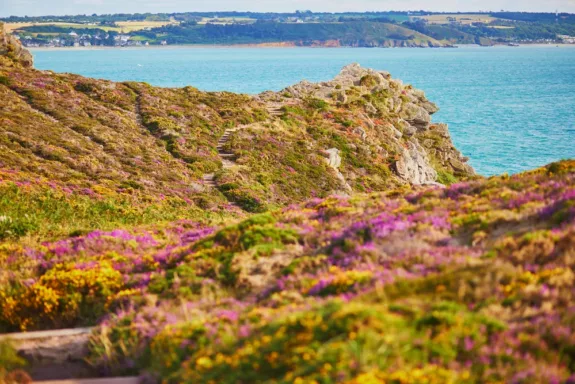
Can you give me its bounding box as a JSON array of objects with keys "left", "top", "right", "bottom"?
[{"left": 201, "top": 104, "right": 287, "bottom": 205}]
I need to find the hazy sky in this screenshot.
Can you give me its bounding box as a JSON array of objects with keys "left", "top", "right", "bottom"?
[{"left": 1, "top": 0, "right": 574, "bottom": 17}]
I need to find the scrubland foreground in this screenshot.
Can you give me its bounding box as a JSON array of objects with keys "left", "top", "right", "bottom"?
[{"left": 1, "top": 23, "right": 574, "bottom": 384}]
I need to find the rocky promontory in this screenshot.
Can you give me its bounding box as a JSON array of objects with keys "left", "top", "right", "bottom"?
[{"left": 0, "top": 23, "right": 474, "bottom": 214}]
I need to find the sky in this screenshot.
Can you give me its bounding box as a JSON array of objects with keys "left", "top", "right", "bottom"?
[{"left": 1, "top": 0, "right": 574, "bottom": 17}]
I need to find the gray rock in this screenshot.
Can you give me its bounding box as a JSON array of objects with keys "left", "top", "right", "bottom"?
[
  {"left": 398, "top": 119, "right": 416, "bottom": 136},
  {"left": 401, "top": 103, "right": 431, "bottom": 129},
  {"left": 323, "top": 148, "right": 342, "bottom": 169},
  {"left": 433, "top": 123, "right": 451, "bottom": 138},
  {"left": 365, "top": 102, "right": 378, "bottom": 114},
  {"left": 404, "top": 125, "right": 417, "bottom": 137},
  {"left": 394, "top": 140, "right": 438, "bottom": 185},
  {"left": 389, "top": 125, "right": 403, "bottom": 139},
  {"left": 353, "top": 127, "right": 368, "bottom": 142},
  {"left": 322, "top": 148, "right": 352, "bottom": 192}
]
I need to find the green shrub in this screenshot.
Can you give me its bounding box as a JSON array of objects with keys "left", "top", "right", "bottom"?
[
  {"left": 306, "top": 98, "right": 329, "bottom": 111},
  {"left": 0, "top": 214, "right": 38, "bottom": 240},
  {"left": 0, "top": 340, "right": 26, "bottom": 372},
  {"left": 436, "top": 171, "right": 458, "bottom": 185}
]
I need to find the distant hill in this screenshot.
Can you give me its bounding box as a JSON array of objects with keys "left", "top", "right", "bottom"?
[
  {"left": 5, "top": 11, "right": 575, "bottom": 48},
  {"left": 148, "top": 21, "right": 448, "bottom": 47}
]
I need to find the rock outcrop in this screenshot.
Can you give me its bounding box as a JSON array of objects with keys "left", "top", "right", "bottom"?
[
  {"left": 322, "top": 148, "right": 352, "bottom": 193},
  {"left": 395, "top": 140, "right": 438, "bottom": 185},
  {"left": 259, "top": 63, "right": 475, "bottom": 187}
]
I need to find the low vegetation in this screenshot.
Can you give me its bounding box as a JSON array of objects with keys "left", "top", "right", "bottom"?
[
  {"left": 1, "top": 160, "right": 574, "bottom": 382},
  {"left": 1, "top": 27, "right": 574, "bottom": 383}
]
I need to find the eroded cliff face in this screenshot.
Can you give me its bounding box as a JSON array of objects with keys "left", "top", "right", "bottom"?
[{"left": 0, "top": 23, "right": 33, "bottom": 68}]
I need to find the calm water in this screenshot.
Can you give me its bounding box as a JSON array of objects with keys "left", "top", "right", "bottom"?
[{"left": 32, "top": 46, "right": 575, "bottom": 176}]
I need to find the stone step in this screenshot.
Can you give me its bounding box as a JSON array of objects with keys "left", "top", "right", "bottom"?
[
  {"left": 220, "top": 153, "right": 236, "bottom": 159},
  {"left": 222, "top": 160, "right": 236, "bottom": 169}
]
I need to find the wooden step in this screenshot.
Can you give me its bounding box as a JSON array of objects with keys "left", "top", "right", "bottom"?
[
  {"left": 0, "top": 328, "right": 93, "bottom": 342},
  {"left": 35, "top": 377, "right": 140, "bottom": 384},
  {"left": 0, "top": 328, "right": 97, "bottom": 381}
]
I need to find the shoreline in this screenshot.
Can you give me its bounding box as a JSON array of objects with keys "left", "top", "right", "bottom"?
[{"left": 28, "top": 43, "right": 575, "bottom": 51}]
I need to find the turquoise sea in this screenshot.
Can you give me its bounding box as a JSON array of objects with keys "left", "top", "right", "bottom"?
[{"left": 32, "top": 46, "right": 575, "bottom": 176}]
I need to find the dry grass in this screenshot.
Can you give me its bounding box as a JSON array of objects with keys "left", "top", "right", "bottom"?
[
  {"left": 197, "top": 17, "right": 256, "bottom": 25},
  {"left": 4, "top": 22, "right": 78, "bottom": 33},
  {"left": 115, "top": 20, "right": 178, "bottom": 32},
  {"left": 4, "top": 20, "right": 177, "bottom": 34},
  {"left": 411, "top": 14, "right": 498, "bottom": 25}
]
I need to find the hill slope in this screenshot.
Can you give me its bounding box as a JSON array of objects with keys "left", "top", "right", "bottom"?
[
  {"left": 2, "top": 159, "right": 574, "bottom": 382},
  {"left": 153, "top": 21, "right": 449, "bottom": 47},
  {"left": 4, "top": 24, "right": 574, "bottom": 384}
]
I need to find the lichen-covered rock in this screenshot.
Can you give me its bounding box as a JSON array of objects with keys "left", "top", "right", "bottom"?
[{"left": 400, "top": 102, "right": 432, "bottom": 129}]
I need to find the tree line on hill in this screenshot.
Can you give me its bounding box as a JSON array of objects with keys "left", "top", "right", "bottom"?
[{"left": 6, "top": 11, "right": 575, "bottom": 47}]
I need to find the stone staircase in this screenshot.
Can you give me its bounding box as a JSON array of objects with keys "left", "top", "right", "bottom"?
[
  {"left": 266, "top": 105, "right": 284, "bottom": 117},
  {"left": 201, "top": 105, "right": 288, "bottom": 191},
  {"left": 201, "top": 127, "right": 241, "bottom": 190},
  {"left": 202, "top": 173, "right": 216, "bottom": 188},
  {"left": 0, "top": 328, "right": 139, "bottom": 383}
]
